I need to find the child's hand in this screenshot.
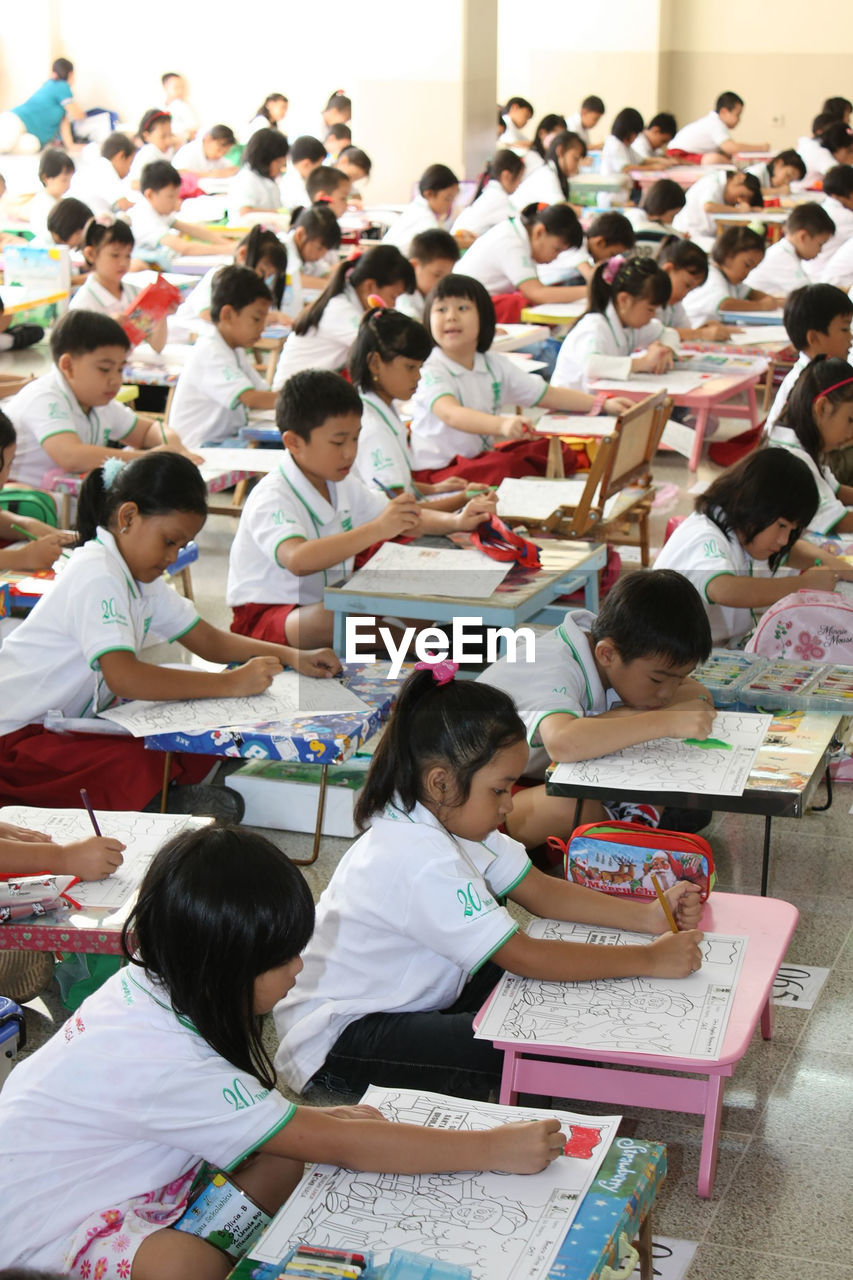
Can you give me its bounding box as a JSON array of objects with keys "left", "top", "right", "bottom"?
[
  {"left": 11, "top": 533, "right": 67, "bottom": 571},
  {"left": 759, "top": 295, "right": 784, "bottom": 310},
  {"left": 291, "top": 648, "right": 342, "bottom": 679},
  {"left": 373, "top": 492, "right": 421, "bottom": 541},
  {"left": 701, "top": 321, "right": 741, "bottom": 341},
  {"left": 634, "top": 344, "right": 672, "bottom": 375},
  {"left": 454, "top": 229, "right": 476, "bottom": 250},
  {"left": 61, "top": 837, "right": 125, "bottom": 881},
  {"left": 455, "top": 496, "right": 497, "bottom": 530},
  {"left": 223, "top": 657, "right": 283, "bottom": 696},
  {"left": 660, "top": 698, "right": 717, "bottom": 741},
  {"left": 498, "top": 414, "right": 532, "bottom": 439},
  {"left": 799, "top": 565, "right": 839, "bottom": 591},
  {"left": 0, "top": 822, "right": 53, "bottom": 843},
  {"left": 603, "top": 396, "right": 635, "bottom": 416},
  {"left": 487, "top": 1119, "right": 567, "bottom": 1174},
  {"left": 433, "top": 477, "right": 469, "bottom": 493},
  {"left": 646, "top": 881, "right": 704, "bottom": 933},
  {"left": 645, "top": 929, "right": 704, "bottom": 978}
]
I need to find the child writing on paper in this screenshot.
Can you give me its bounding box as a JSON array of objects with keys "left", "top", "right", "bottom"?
[
  {"left": 0, "top": 817, "right": 124, "bottom": 882},
  {"left": 477, "top": 570, "right": 716, "bottom": 848},
  {"left": 744, "top": 203, "right": 836, "bottom": 297},
  {"left": 745, "top": 149, "right": 806, "bottom": 196},
  {"left": 682, "top": 227, "right": 783, "bottom": 329},
  {"left": 0, "top": 412, "right": 72, "bottom": 571},
  {"left": 396, "top": 228, "right": 459, "bottom": 324},
  {"left": 655, "top": 449, "right": 853, "bottom": 644},
  {"left": 70, "top": 218, "right": 171, "bottom": 352},
  {"left": 278, "top": 135, "right": 326, "bottom": 213},
  {"left": 383, "top": 164, "right": 466, "bottom": 250},
  {"left": 274, "top": 665, "right": 703, "bottom": 1101},
  {"left": 566, "top": 95, "right": 605, "bottom": 149},
  {"left": 409, "top": 274, "right": 632, "bottom": 483},
  {"left": 227, "top": 129, "right": 289, "bottom": 221},
  {"left": 552, "top": 255, "right": 680, "bottom": 392},
  {"left": 43, "top": 196, "right": 92, "bottom": 250},
  {"left": 0, "top": 825, "right": 564, "bottom": 1278},
  {"left": 499, "top": 96, "right": 534, "bottom": 148},
  {"left": 451, "top": 149, "right": 524, "bottom": 240},
  {"left": 460, "top": 202, "right": 590, "bottom": 307},
  {"left": 69, "top": 132, "right": 136, "bottom": 216},
  {"left": 634, "top": 113, "right": 678, "bottom": 161},
  {"left": 130, "top": 162, "right": 233, "bottom": 270},
  {"left": 522, "top": 113, "right": 567, "bottom": 177},
  {"left": 0, "top": 453, "right": 340, "bottom": 812},
  {"left": 325, "top": 122, "right": 352, "bottom": 160},
  {"left": 807, "top": 164, "right": 853, "bottom": 281},
  {"left": 656, "top": 237, "right": 740, "bottom": 342},
  {"left": 172, "top": 225, "right": 288, "bottom": 337},
  {"left": 227, "top": 369, "right": 421, "bottom": 647},
  {"left": 600, "top": 108, "right": 672, "bottom": 175},
  {"left": 536, "top": 211, "right": 636, "bottom": 294},
  {"left": 510, "top": 131, "right": 587, "bottom": 211},
  {"left": 671, "top": 168, "right": 762, "bottom": 251},
  {"left": 624, "top": 178, "right": 686, "bottom": 241},
  {"left": 282, "top": 203, "right": 342, "bottom": 319},
  {"left": 667, "top": 91, "right": 768, "bottom": 165},
  {"left": 173, "top": 124, "right": 239, "bottom": 177}
]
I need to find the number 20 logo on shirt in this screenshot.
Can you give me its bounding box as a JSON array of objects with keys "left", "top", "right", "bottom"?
[{"left": 458, "top": 882, "right": 483, "bottom": 917}]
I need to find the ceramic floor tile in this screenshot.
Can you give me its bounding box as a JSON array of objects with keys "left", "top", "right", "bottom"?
[
  {"left": 757, "top": 1043, "right": 853, "bottom": 1147},
  {"left": 686, "top": 1243, "right": 853, "bottom": 1280},
  {"left": 791, "top": 969, "right": 853, "bottom": 1057}
]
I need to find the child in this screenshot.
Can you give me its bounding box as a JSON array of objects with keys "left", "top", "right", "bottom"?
[
  {"left": 130, "top": 160, "right": 233, "bottom": 267},
  {"left": 633, "top": 112, "right": 677, "bottom": 160},
  {"left": 0, "top": 813, "right": 123, "bottom": 880},
  {"left": 522, "top": 113, "right": 567, "bottom": 176},
  {"left": 69, "top": 132, "right": 135, "bottom": 216},
  {"left": 174, "top": 225, "right": 288, "bottom": 336},
  {"left": 656, "top": 236, "right": 738, "bottom": 341},
  {"left": 273, "top": 245, "right": 414, "bottom": 387},
  {"left": 0, "top": 825, "right": 564, "bottom": 1276},
  {"left": 499, "top": 95, "right": 534, "bottom": 147},
  {"left": 813, "top": 122, "right": 853, "bottom": 176},
  {"left": 451, "top": 149, "right": 524, "bottom": 239},
  {"left": 43, "top": 196, "right": 92, "bottom": 249},
  {"left": 671, "top": 168, "right": 762, "bottom": 250},
  {"left": 161, "top": 71, "right": 197, "bottom": 144},
  {"left": 683, "top": 227, "right": 783, "bottom": 328},
  {"left": 807, "top": 164, "right": 853, "bottom": 279},
  {"left": 383, "top": 164, "right": 460, "bottom": 251},
  {"left": 274, "top": 661, "right": 703, "bottom": 1099},
  {"left": 824, "top": 96, "right": 853, "bottom": 124},
  {"left": 0, "top": 412, "right": 71, "bottom": 571},
  {"left": 396, "top": 228, "right": 459, "bottom": 323},
  {"left": 600, "top": 108, "right": 671, "bottom": 175},
  {"left": 170, "top": 266, "right": 277, "bottom": 448},
  {"left": 336, "top": 145, "right": 372, "bottom": 190},
  {"left": 5, "top": 311, "right": 185, "bottom": 489},
  {"left": 283, "top": 204, "right": 342, "bottom": 319},
  {"left": 247, "top": 92, "right": 289, "bottom": 138},
  {"left": 28, "top": 149, "right": 74, "bottom": 241},
  {"left": 279, "top": 135, "right": 327, "bottom": 212},
  {"left": 227, "top": 129, "right": 289, "bottom": 221},
  {"left": 764, "top": 283, "right": 853, "bottom": 440},
  {"left": 128, "top": 109, "right": 173, "bottom": 189},
  {"left": 543, "top": 210, "right": 636, "bottom": 290},
  {"left": 325, "top": 122, "right": 352, "bottom": 160},
  {"left": 624, "top": 178, "right": 686, "bottom": 240},
  {"left": 476, "top": 569, "right": 716, "bottom": 848},
  {"left": 795, "top": 113, "right": 837, "bottom": 186},
  {"left": 667, "top": 91, "right": 768, "bottom": 164},
  {"left": 173, "top": 124, "right": 238, "bottom": 176},
  {"left": 552, "top": 255, "right": 680, "bottom": 391},
  {"left": 566, "top": 95, "right": 605, "bottom": 148},
  {"left": 655, "top": 449, "right": 851, "bottom": 644},
  {"left": 0, "top": 453, "right": 340, "bottom": 811},
  {"left": 511, "top": 130, "right": 586, "bottom": 209},
  {"left": 460, "top": 202, "right": 589, "bottom": 308},
  {"left": 0, "top": 58, "right": 80, "bottom": 155},
  {"left": 70, "top": 219, "right": 170, "bottom": 353},
  {"left": 767, "top": 355, "right": 853, "bottom": 533},
  {"left": 744, "top": 203, "right": 836, "bottom": 295},
  {"left": 321, "top": 91, "right": 352, "bottom": 133},
  {"left": 304, "top": 163, "right": 352, "bottom": 217},
  {"left": 745, "top": 148, "right": 806, "bottom": 195},
  {"left": 409, "top": 273, "right": 632, "bottom": 481},
  {"left": 227, "top": 370, "right": 420, "bottom": 648}
]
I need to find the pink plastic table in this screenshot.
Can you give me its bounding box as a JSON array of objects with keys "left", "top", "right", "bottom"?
[{"left": 476, "top": 892, "right": 798, "bottom": 1198}]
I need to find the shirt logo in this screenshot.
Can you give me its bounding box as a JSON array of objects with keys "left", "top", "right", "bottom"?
[
  {"left": 100, "top": 597, "right": 128, "bottom": 625},
  {"left": 702, "top": 540, "right": 722, "bottom": 559}
]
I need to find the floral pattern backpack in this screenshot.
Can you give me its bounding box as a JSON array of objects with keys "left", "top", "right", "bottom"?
[{"left": 745, "top": 589, "right": 853, "bottom": 662}]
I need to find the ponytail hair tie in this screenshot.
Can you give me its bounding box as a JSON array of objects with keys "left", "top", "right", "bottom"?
[
  {"left": 314, "top": 193, "right": 333, "bottom": 204},
  {"left": 415, "top": 658, "right": 458, "bottom": 686},
  {"left": 536, "top": 202, "right": 549, "bottom": 212},
  {"left": 101, "top": 457, "right": 126, "bottom": 489},
  {"left": 366, "top": 293, "right": 386, "bottom": 309},
  {"left": 347, "top": 248, "right": 363, "bottom": 264},
  {"left": 95, "top": 212, "right": 115, "bottom": 227},
  {"left": 602, "top": 254, "right": 626, "bottom": 286}
]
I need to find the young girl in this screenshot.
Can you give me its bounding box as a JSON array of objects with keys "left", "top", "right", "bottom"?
[
  {"left": 247, "top": 91, "right": 288, "bottom": 138},
  {"left": 226, "top": 128, "right": 289, "bottom": 222},
  {"left": 409, "top": 273, "right": 632, "bottom": 482},
  {"left": 511, "top": 130, "right": 586, "bottom": 209},
  {"left": 656, "top": 236, "right": 739, "bottom": 341},
  {"left": 0, "top": 825, "right": 564, "bottom": 1278},
  {"left": 460, "top": 202, "right": 589, "bottom": 309},
  {"left": 624, "top": 178, "right": 686, "bottom": 241},
  {"left": 172, "top": 225, "right": 288, "bottom": 337},
  {"left": 273, "top": 245, "right": 414, "bottom": 387},
  {"left": 274, "top": 667, "right": 702, "bottom": 1100},
  {"left": 0, "top": 412, "right": 71, "bottom": 571},
  {"left": 128, "top": 108, "right": 173, "bottom": 189},
  {"left": 654, "top": 448, "right": 852, "bottom": 644},
  {"left": 520, "top": 113, "right": 567, "bottom": 177},
  {"left": 0, "top": 453, "right": 340, "bottom": 812},
  {"left": 70, "top": 218, "right": 170, "bottom": 352},
  {"left": 283, "top": 203, "right": 342, "bottom": 319},
  {"left": 682, "top": 226, "right": 783, "bottom": 328},
  {"left": 600, "top": 107, "right": 671, "bottom": 175},
  {"left": 767, "top": 355, "right": 853, "bottom": 533},
  {"left": 552, "top": 255, "right": 680, "bottom": 391},
  {"left": 383, "top": 163, "right": 461, "bottom": 251},
  {"left": 451, "top": 149, "right": 524, "bottom": 239}
]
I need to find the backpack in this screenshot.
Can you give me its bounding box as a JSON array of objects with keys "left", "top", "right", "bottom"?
[
  {"left": 556, "top": 820, "right": 716, "bottom": 903},
  {"left": 745, "top": 589, "right": 853, "bottom": 662},
  {"left": 0, "top": 488, "right": 58, "bottom": 527}
]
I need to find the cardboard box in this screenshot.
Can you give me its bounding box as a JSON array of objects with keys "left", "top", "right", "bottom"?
[{"left": 230, "top": 759, "right": 369, "bottom": 837}]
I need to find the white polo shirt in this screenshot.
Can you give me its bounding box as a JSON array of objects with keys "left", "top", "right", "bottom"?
[
  {"left": 69, "top": 156, "right": 125, "bottom": 217},
  {"left": 671, "top": 170, "right": 730, "bottom": 246},
  {"left": 173, "top": 138, "right": 228, "bottom": 173},
  {"left": 129, "top": 197, "right": 177, "bottom": 258},
  {"left": 170, "top": 328, "right": 267, "bottom": 448},
  {"left": 764, "top": 352, "right": 810, "bottom": 437},
  {"left": 396, "top": 289, "right": 426, "bottom": 323},
  {"left": 273, "top": 283, "right": 363, "bottom": 388},
  {"left": 658, "top": 299, "right": 691, "bottom": 331},
  {"left": 0, "top": 527, "right": 199, "bottom": 737},
  {"left": 227, "top": 167, "right": 282, "bottom": 221},
  {"left": 552, "top": 301, "right": 680, "bottom": 391},
  {"left": 409, "top": 347, "right": 547, "bottom": 470},
  {"left": 816, "top": 234, "right": 853, "bottom": 289},
  {"left": 0, "top": 965, "right": 294, "bottom": 1271},
  {"left": 624, "top": 207, "right": 684, "bottom": 241},
  {"left": 477, "top": 609, "right": 619, "bottom": 778},
  {"left": 172, "top": 265, "right": 218, "bottom": 336},
  {"left": 682, "top": 263, "right": 749, "bottom": 328},
  {"left": 452, "top": 181, "right": 515, "bottom": 238},
  {"left": 69, "top": 274, "right": 139, "bottom": 317},
  {"left": 653, "top": 510, "right": 764, "bottom": 645},
  {"left": 600, "top": 136, "right": 640, "bottom": 176},
  {"left": 809, "top": 198, "right": 853, "bottom": 279},
  {"left": 459, "top": 217, "right": 537, "bottom": 295},
  {"left": 510, "top": 162, "right": 566, "bottom": 211},
  {"left": 354, "top": 390, "right": 415, "bottom": 491},
  {"left": 225, "top": 450, "right": 386, "bottom": 607},
  {"left": 634, "top": 133, "right": 666, "bottom": 160},
  {"left": 6, "top": 366, "right": 138, "bottom": 488},
  {"left": 282, "top": 229, "right": 306, "bottom": 317},
  {"left": 273, "top": 796, "right": 531, "bottom": 1092},
  {"left": 278, "top": 167, "right": 309, "bottom": 213},
  {"left": 795, "top": 135, "right": 829, "bottom": 186},
  {"left": 382, "top": 195, "right": 444, "bottom": 251},
  {"left": 766, "top": 423, "right": 849, "bottom": 533},
  {"left": 165, "top": 97, "right": 198, "bottom": 143},
  {"left": 744, "top": 237, "right": 809, "bottom": 296},
  {"left": 128, "top": 142, "right": 171, "bottom": 189},
  {"left": 669, "top": 110, "right": 731, "bottom": 155}
]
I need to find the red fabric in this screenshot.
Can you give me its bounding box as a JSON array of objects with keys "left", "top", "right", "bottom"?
[
  {"left": 559, "top": 545, "right": 622, "bottom": 603},
  {"left": 491, "top": 292, "right": 529, "bottom": 323},
  {"left": 231, "top": 601, "right": 298, "bottom": 643},
  {"left": 413, "top": 439, "right": 588, "bottom": 485},
  {"left": 708, "top": 425, "right": 762, "bottom": 467},
  {"left": 0, "top": 725, "right": 212, "bottom": 810},
  {"left": 665, "top": 148, "right": 704, "bottom": 164}
]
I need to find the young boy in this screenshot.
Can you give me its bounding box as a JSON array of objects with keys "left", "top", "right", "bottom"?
[
  {"left": 0, "top": 58, "right": 82, "bottom": 156},
  {"left": 161, "top": 71, "right": 198, "bottom": 145},
  {"left": 500, "top": 96, "right": 534, "bottom": 147},
  {"left": 745, "top": 148, "right": 806, "bottom": 196},
  {"left": 668, "top": 91, "right": 768, "bottom": 165},
  {"left": 633, "top": 112, "right": 677, "bottom": 160},
  {"left": 173, "top": 124, "right": 238, "bottom": 177},
  {"left": 129, "top": 161, "right": 233, "bottom": 268},
  {"left": 5, "top": 310, "right": 186, "bottom": 488},
  {"left": 44, "top": 197, "right": 93, "bottom": 250},
  {"left": 672, "top": 169, "right": 760, "bottom": 249},
  {"left": 539, "top": 211, "right": 635, "bottom": 291},
  {"left": 306, "top": 164, "right": 352, "bottom": 217},
  {"left": 279, "top": 135, "right": 328, "bottom": 212},
  {"left": 325, "top": 122, "right": 352, "bottom": 161},
  {"left": 169, "top": 266, "right": 277, "bottom": 449},
  {"left": 566, "top": 95, "right": 605, "bottom": 148},
  {"left": 28, "top": 149, "right": 74, "bottom": 241},
  {"left": 69, "top": 132, "right": 136, "bottom": 215},
  {"left": 744, "top": 203, "right": 836, "bottom": 296},
  {"left": 397, "top": 228, "right": 460, "bottom": 322},
  {"left": 476, "top": 570, "right": 714, "bottom": 848},
  {"left": 227, "top": 369, "right": 420, "bottom": 648}
]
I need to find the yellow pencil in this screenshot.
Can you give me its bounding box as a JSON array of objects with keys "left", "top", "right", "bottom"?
[{"left": 651, "top": 873, "right": 679, "bottom": 933}]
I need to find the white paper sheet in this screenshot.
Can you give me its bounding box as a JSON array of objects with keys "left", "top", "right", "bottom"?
[
  {"left": 343, "top": 542, "right": 511, "bottom": 599},
  {"left": 476, "top": 920, "right": 747, "bottom": 1060},
  {"left": 522, "top": 300, "right": 588, "bottom": 318},
  {"left": 196, "top": 447, "right": 284, "bottom": 481},
  {"left": 534, "top": 411, "right": 613, "bottom": 437},
  {"left": 591, "top": 371, "right": 705, "bottom": 395},
  {"left": 495, "top": 477, "right": 624, "bottom": 521},
  {"left": 548, "top": 710, "right": 772, "bottom": 797},
  {"left": 98, "top": 671, "right": 370, "bottom": 738},
  {"left": 728, "top": 326, "right": 791, "bottom": 345},
  {"left": 251, "top": 1086, "right": 621, "bottom": 1279}
]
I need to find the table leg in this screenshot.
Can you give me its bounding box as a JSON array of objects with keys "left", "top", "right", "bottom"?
[
  {"left": 811, "top": 764, "right": 833, "bottom": 813},
  {"left": 745, "top": 381, "right": 759, "bottom": 430},
  {"left": 293, "top": 762, "right": 328, "bottom": 867},
  {"left": 585, "top": 567, "right": 600, "bottom": 611},
  {"left": 498, "top": 1048, "right": 519, "bottom": 1105},
  {"left": 697, "top": 1073, "right": 725, "bottom": 1198},
  {"left": 760, "top": 995, "right": 774, "bottom": 1041},
  {"left": 637, "top": 1210, "right": 654, "bottom": 1280},
  {"left": 159, "top": 752, "right": 173, "bottom": 813},
  {"left": 688, "top": 407, "right": 710, "bottom": 472},
  {"left": 760, "top": 815, "right": 773, "bottom": 896}
]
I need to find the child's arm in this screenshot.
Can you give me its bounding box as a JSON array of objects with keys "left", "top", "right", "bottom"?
[
  {"left": 40, "top": 433, "right": 150, "bottom": 475},
  {"left": 430, "top": 393, "right": 533, "bottom": 442},
  {"left": 238, "top": 388, "right": 278, "bottom": 411},
  {"left": 788, "top": 539, "right": 853, "bottom": 579},
  {"left": 718, "top": 138, "right": 769, "bottom": 157},
  {"left": 416, "top": 493, "right": 496, "bottom": 535},
  {"left": 837, "top": 483, "right": 853, "bottom": 508},
  {"left": 539, "top": 697, "right": 717, "bottom": 763},
  {"left": 0, "top": 508, "right": 72, "bottom": 545},
  {"left": 123, "top": 416, "right": 193, "bottom": 454},
  {"left": 675, "top": 321, "right": 741, "bottom": 342},
  {"left": 177, "top": 618, "right": 341, "bottom": 680},
  {"left": 539, "top": 386, "right": 636, "bottom": 416},
  {"left": 276, "top": 494, "right": 421, "bottom": 576},
  {"left": 97, "top": 649, "right": 291, "bottom": 702},
  {"left": 170, "top": 219, "right": 233, "bottom": 250},
  {"left": 707, "top": 564, "right": 840, "bottom": 608},
  {"left": 517, "top": 276, "right": 588, "bottom": 305},
  {"left": 0, "top": 834, "right": 125, "bottom": 880},
  {"left": 0, "top": 534, "right": 70, "bottom": 572},
  {"left": 511, "top": 863, "right": 703, "bottom": 936}
]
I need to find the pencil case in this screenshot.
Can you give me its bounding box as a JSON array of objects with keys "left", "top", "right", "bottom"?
[{"left": 556, "top": 821, "right": 715, "bottom": 903}]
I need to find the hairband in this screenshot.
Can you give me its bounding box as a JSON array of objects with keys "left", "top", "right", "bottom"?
[
  {"left": 602, "top": 254, "right": 626, "bottom": 285},
  {"left": 415, "top": 659, "right": 458, "bottom": 686},
  {"left": 813, "top": 376, "right": 853, "bottom": 402},
  {"left": 102, "top": 457, "right": 126, "bottom": 489}
]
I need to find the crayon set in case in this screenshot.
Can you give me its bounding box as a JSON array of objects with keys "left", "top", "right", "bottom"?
[
  {"left": 692, "top": 649, "right": 853, "bottom": 713},
  {"left": 228, "top": 1246, "right": 471, "bottom": 1279}
]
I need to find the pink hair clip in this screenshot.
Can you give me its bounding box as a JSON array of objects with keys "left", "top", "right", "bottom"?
[
  {"left": 415, "top": 659, "right": 458, "bottom": 686},
  {"left": 602, "top": 254, "right": 625, "bottom": 285},
  {"left": 95, "top": 212, "right": 115, "bottom": 227}
]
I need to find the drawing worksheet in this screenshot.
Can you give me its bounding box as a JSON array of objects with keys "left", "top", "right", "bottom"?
[
  {"left": 549, "top": 710, "right": 772, "bottom": 797},
  {"left": 196, "top": 448, "right": 283, "bottom": 481},
  {"left": 476, "top": 920, "right": 747, "bottom": 1060},
  {"left": 495, "top": 478, "right": 623, "bottom": 522},
  {"left": 252, "top": 1088, "right": 620, "bottom": 1279},
  {"left": 98, "top": 671, "right": 371, "bottom": 737},
  {"left": 343, "top": 543, "right": 511, "bottom": 599},
  {"left": 591, "top": 371, "right": 705, "bottom": 395}
]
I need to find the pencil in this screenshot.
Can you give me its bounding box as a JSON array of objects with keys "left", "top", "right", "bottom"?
[
  {"left": 651, "top": 873, "right": 679, "bottom": 933},
  {"left": 79, "top": 788, "right": 102, "bottom": 838},
  {"left": 10, "top": 523, "right": 37, "bottom": 542}
]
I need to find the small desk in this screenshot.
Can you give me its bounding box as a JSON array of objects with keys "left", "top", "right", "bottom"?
[
  {"left": 629, "top": 164, "right": 725, "bottom": 191},
  {"left": 0, "top": 281, "right": 69, "bottom": 313},
  {"left": 520, "top": 300, "right": 587, "bottom": 327},
  {"left": 479, "top": 893, "right": 798, "bottom": 1199},
  {"left": 682, "top": 337, "right": 795, "bottom": 412},
  {"left": 49, "top": 464, "right": 252, "bottom": 526},
  {"left": 712, "top": 209, "right": 788, "bottom": 243}
]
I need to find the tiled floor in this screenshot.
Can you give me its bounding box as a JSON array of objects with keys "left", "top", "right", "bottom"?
[{"left": 5, "top": 356, "right": 852, "bottom": 1280}]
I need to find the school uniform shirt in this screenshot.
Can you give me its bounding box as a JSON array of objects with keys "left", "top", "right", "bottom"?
[
  {"left": 624, "top": 207, "right": 683, "bottom": 242},
  {"left": 669, "top": 110, "right": 731, "bottom": 156},
  {"left": 246, "top": 114, "right": 274, "bottom": 140},
  {"left": 745, "top": 237, "right": 809, "bottom": 295},
  {"left": 600, "top": 135, "right": 641, "bottom": 176},
  {"left": 169, "top": 328, "right": 268, "bottom": 448},
  {"left": 68, "top": 155, "right": 125, "bottom": 217},
  {"left": 658, "top": 298, "right": 691, "bottom": 331},
  {"left": 633, "top": 133, "right": 666, "bottom": 160},
  {"left": 565, "top": 112, "right": 590, "bottom": 147},
  {"left": 227, "top": 167, "right": 282, "bottom": 221},
  {"left": 128, "top": 142, "right": 171, "bottom": 189},
  {"left": 282, "top": 229, "right": 306, "bottom": 317},
  {"left": 510, "top": 162, "right": 567, "bottom": 211},
  {"left": 682, "top": 263, "right": 749, "bottom": 328},
  {"left": 173, "top": 138, "right": 228, "bottom": 173},
  {"left": 273, "top": 283, "right": 363, "bottom": 388},
  {"left": 807, "top": 196, "right": 853, "bottom": 279},
  {"left": 814, "top": 233, "right": 853, "bottom": 290},
  {"left": 354, "top": 390, "right": 417, "bottom": 491},
  {"left": 273, "top": 796, "right": 531, "bottom": 1092},
  {"left": 6, "top": 366, "right": 138, "bottom": 489},
  {"left": 551, "top": 301, "right": 680, "bottom": 391},
  {"left": 458, "top": 217, "right": 537, "bottom": 295},
  {"left": 765, "top": 422, "right": 849, "bottom": 533},
  {"left": 382, "top": 195, "right": 444, "bottom": 251},
  {"left": 653, "top": 511, "right": 768, "bottom": 645},
  {"left": 795, "top": 134, "right": 829, "bottom": 186},
  {"left": 477, "top": 608, "right": 621, "bottom": 777},
  {"left": 409, "top": 347, "right": 548, "bottom": 470},
  {"left": 452, "top": 180, "right": 515, "bottom": 238},
  {"left": 0, "top": 526, "right": 199, "bottom": 737},
  {"left": 129, "top": 197, "right": 177, "bottom": 259},
  {"left": 26, "top": 188, "right": 56, "bottom": 243},
  {"left": 171, "top": 265, "right": 217, "bottom": 337},
  {"left": 763, "top": 352, "right": 810, "bottom": 438},
  {"left": 278, "top": 167, "right": 309, "bottom": 213},
  {"left": 745, "top": 161, "right": 771, "bottom": 188},
  {"left": 537, "top": 246, "right": 591, "bottom": 288},
  {"left": 499, "top": 115, "right": 530, "bottom": 147},
  {"left": 671, "top": 170, "right": 729, "bottom": 245},
  {"left": 225, "top": 449, "right": 386, "bottom": 608},
  {"left": 521, "top": 148, "right": 545, "bottom": 178},
  {"left": 69, "top": 274, "right": 139, "bottom": 317},
  {"left": 395, "top": 289, "right": 426, "bottom": 323},
  {"left": 0, "top": 965, "right": 294, "bottom": 1271},
  {"left": 164, "top": 97, "right": 198, "bottom": 144}
]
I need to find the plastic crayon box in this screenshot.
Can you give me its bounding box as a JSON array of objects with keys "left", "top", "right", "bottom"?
[
  {"left": 227, "top": 1247, "right": 470, "bottom": 1279},
  {"left": 693, "top": 650, "right": 853, "bottom": 713}
]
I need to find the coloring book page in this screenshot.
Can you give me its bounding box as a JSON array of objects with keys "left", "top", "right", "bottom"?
[
  {"left": 252, "top": 1087, "right": 620, "bottom": 1279},
  {"left": 533, "top": 411, "right": 612, "bottom": 436},
  {"left": 98, "top": 672, "right": 371, "bottom": 738},
  {"left": 343, "top": 543, "right": 511, "bottom": 599},
  {"left": 196, "top": 448, "right": 283, "bottom": 481},
  {"left": 495, "top": 478, "right": 623, "bottom": 522},
  {"left": 548, "top": 710, "right": 772, "bottom": 797},
  {"left": 475, "top": 920, "right": 747, "bottom": 1060},
  {"left": 0, "top": 807, "right": 210, "bottom": 911},
  {"left": 591, "top": 371, "right": 705, "bottom": 395}
]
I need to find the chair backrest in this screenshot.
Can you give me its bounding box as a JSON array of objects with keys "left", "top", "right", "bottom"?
[{"left": 597, "top": 392, "right": 671, "bottom": 503}]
